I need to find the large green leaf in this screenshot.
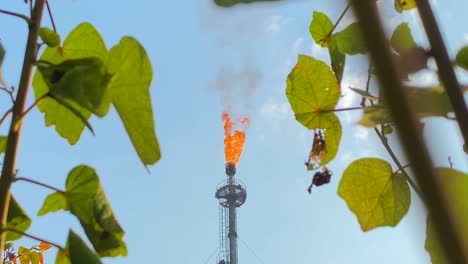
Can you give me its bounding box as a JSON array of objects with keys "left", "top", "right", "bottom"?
[
  {"left": 455, "top": 46, "right": 468, "bottom": 71},
  {"left": 37, "top": 58, "right": 113, "bottom": 117},
  {"left": 37, "top": 192, "right": 68, "bottom": 216},
  {"left": 286, "top": 54, "right": 340, "bottom": 126},
  {"left": 333, "top": 23, "right": 367, "bottom": 55},
  {"left": 0, "top": 41, "right": 5, "bottom": 86},
  {"left": 358, "top": 86, "right": 453, "bottom": 127},
  {"left": 328, "top": 37, "right": 346, "bottom": 83},
  {"left": 106, "top": 37, "right": 161, "bottom": 166},
  {"left": 214, "top": 0, "right": 279, "bottom": 6},
  {"left": 39, "top": 27, "right": 61, "bottom": 47},
  {"left": 425, "top": 168, "right": 468, "bottom": 264},
  {"left": 391, "top": 23, "right": 416, "bottom": 55},
  {"left": 394, "top": 0, "right": 416, "bottom": 13},
  {"left": 309, "top": 11, "right": 333, "bottom": 47},
  {"left": 338, "top": 158, "right": 411, "bottom": 231},
  {"left": 38, "top": 165, "right": 127, "bottom": 257},
  {"left": 6, "top": 197, "right": 32, "bottom": 241},
  {"left": 55, "top": 230, "right": 101, "bottom": 264},
  {"left": 33, "top": 22, "right": 107, "bottom": 144}
]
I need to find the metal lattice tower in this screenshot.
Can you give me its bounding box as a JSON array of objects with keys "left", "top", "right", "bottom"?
[{"left": 215, "top": 163, "right": 247, "bottom": 264}]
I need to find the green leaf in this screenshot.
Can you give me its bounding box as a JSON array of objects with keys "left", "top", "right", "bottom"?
[
  {"left": 106, "top": 37, "right": 161, "bottom": 166},
  {"left": 33, "top": 22, "right": 107, "bottom": 144},
  {"left": 358, "top": 86, "right": 453, "bottom": 127},
  {"left": 425, "top": 168, "right": 468, "bottom": 264},
  {"left": 333, "top": 23, "right": 367, "bottom": 55},
  {"left": 328, "top": 37, "right": 346, "bottom": 83},
  {"left": 214, "top": 0, "right": 279, "bottom": 6},
  {"left": 0, "top": 41, "right": 6, "bottom": 86},
  {"left": 286, "top": 55, "right": 340, "bottom": 126},
  {"left": 309, "top": 11, "right": 333, "bottom": 47},
  {"left": 38, "top": 192, "right": 68, "bottom": 216},
  {"left": 391, "top": 23, "right": 416, "bottom": 54},
  {"left": 6, "top": 196, "right": 32, "bottom": 241},
  {"left": 67, "top": 231, "right": 102, "bottom": 264},
  {"left": 338, "top": 158, "right": 411, "bottom": 231},
  {"left": 383, "top": 126, "right": 394, "bottom": 135},
  {"left": 45, "top": 165, "right": 127, "bottom": 257},
  {"left": 30, "top": 251, "right": 40, "bottom": 264},
  {"left": 394, "top": 0, "right": 416, "bottom": 13},
  {"left": 39, "top": 27, "right": 61, "bottom": 47},
  {"left": 55, "top": 249, "right": 71, "bottom": 264},
  {"left": 37, "top": 58, "right": 113, "bottom": 117},
  {"left": 349, "top": 87, "right": 378, "bottom": 101},
  {"left": 0, "top": 136, "right": 7, "bottom": 154},
  {"left": 455, "top": 46, "right": 468, "bottom": 71},
  {"left": 47, "top": 93, "right": 95, "bottom": 135}
]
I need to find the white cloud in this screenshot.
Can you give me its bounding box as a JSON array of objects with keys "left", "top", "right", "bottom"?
[
  {"left": 260, "top": 100, "right": 290, "bottom": 118},
  {"left": 353, "top": 126, "right": 370, "bottom": 141},
  {"left": 264, "top": 15, "right": 289, "bottom": 34}
]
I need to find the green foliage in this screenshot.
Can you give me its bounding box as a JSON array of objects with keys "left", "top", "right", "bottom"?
[
  {"left": 39, "top": 27, "right": 61, "bottom": 47},
  {"left": 0, "top": 41, "right": 5, "bottom": 86},
  {"left": 309, "top": 11, "right": 333, "bottom": 47},
  {"left": 39, "top": 165, "right": 127, "bottom": 257},
  {"left": 0, "top": 136, "right": 7, "bottom": 154},
  {"left": 6, "top": 197, "right": 31, "bottom": 241},
  {"left": 358, "top": 86, "right": 453, "bottom": 127},
  {"left": 106, "top": 37, "right": 161, "bottom": 166},
  {"left": 333, "top": 23, "right": 367, "bottom": 55},
  {"left": 33, "top": 22, "right": 106, "bottom": 144},
  {"left": 425, "top": 168, "right": 468, "bottom": 264},
  {"left": 214, "top": 0, "right": 279, "bottom": 6},
  {"left": 55, "top": 231, "right": 102, "bottom": 264},
  {"left": 338, "top": 158, "right": 411, "bottom": 231},
  {"left": 349, "top": 87, "right": 378, "bottom": 101},
  {"left": 328, "top": 38, "right": 346, "bottom": 83},
  {"left": 391, "top": 23, "right": 416, "bottom": 54},
  {"left": 394, "top": 0, "right": 416, "bottom": 13},
  {"left": 37, "top": 57, "right": 113, "bottom": 117},
  {"left": 455, "top": 46, "right": 468, "bottom": 70}
]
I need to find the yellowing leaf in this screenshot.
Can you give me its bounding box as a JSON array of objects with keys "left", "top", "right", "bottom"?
[
  {"left": 286, "top": 55, "right": 340, "bottom": 122},
  {"left": 338, "top": 158, "right": 411, "bottom": 231},
  {"left": 31, "top": 251, "right": 40, "bottom": 264},
  {"left": 394, "top": 0, "right": 416, "bottom": 13},
  {"left": 333, "top": 23, "right": 367, "bottom": 55},
  {"left": 309, "top": 11, "right": 333, "bottom": 47},
  {"left": 39, "top": 241, "right": 53, "bottom": 251},
  {"left": 33, "top": 22, "right": 107, "bottom": 144},
  {"left": 18, "top": 247, "right": 31, "bottom": 264},
  {"left": 106, "top": 37, "right": 161, "bottom": 166},
  {"left": 455, "top": 46, "right": 468, "bottom": 71}
]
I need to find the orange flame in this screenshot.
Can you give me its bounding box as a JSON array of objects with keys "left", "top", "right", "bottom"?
[{"left": 222, "top": 112, "right": 249, "bottom": 165}]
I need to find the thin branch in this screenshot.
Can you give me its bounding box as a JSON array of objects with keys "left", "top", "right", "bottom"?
[
  {"left": 319, "top": 106, "right": 363, "bottom": 113},
  {"left": 0, "top": 109, "right": 12, "bottom": 127},
  {"left": 1, "top": 228, "right": 64, "bottom": 251},
  {"left": 45, "top": 1, "right": 57, "bottom": 32},
  {"left": 448, "top": 156, "right": 453, "bottom": 168},
  {"left": 0, "top": 86, "right": 16, "bottom": 104},
  {"left": 393, "top": 163, "right": 412, "bottom": 174},
  {"left": 15, "top": 94, "right": 48, "bottom": 126},
  {"left": 328, "top": 2, "right": 352, "bottom": 37},
  {"left": 14, "top": 177, "right": 64, "bottom": 193},
  {"left": 0, "top": 9, "right": 30, "bottom": 23}
]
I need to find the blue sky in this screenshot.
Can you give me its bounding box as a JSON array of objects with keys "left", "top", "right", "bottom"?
[{"left": 0, "top": 0, "right": 467, "bottom": 263}]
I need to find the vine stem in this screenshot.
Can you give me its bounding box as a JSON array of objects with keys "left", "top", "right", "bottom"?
[
  {"left": 45, "top": 1, "right": 57, "bottom": 32},
  {"left": 319, "top": 106, "right": 363, "bottom": 113},
  {"left": 0, "top": 0, "right": 47, "bottom": 255},
  {"left": 1, "top": 227, "right": 64, "bottom": 251},
  {"left": 328, "top": 2, "right": 351, "bottom": 37},
  {"left": 15, "top": 93, "right": 48, "bottom": 126},
  {"left": 0, "top": 109, "right": 12, "bottom": 127},
  {"left": 14, "top": 177, "right": 64, "bottom": 193},
  {"left": 0, "top": 9, "right": 30, "bottom": 23}
]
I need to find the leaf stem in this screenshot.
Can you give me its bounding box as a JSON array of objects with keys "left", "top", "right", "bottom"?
[
  {"left": 328, "top": 2, "right": 352, "bottom": 37},
  {"left": 14, "top": 177, "right": 64, "bottom": 193},
  {"left": 0, "top": 87, "right": 15, "bottom": 104},
  {"left": 0, "top": 9, "right": 30, "bottom": 23},
  {"left": 319, "top": 106, "right": 363, "bottom": 113},
  {"left": 0, "top": 0, "right": 47, "bottom": 255},
  {"left": 15, "top": 93, "right": 48, "bottom": 126},
  {"left": 45, "top": 1, "right": 57, "bottom": 32},
  {"left": 1, "top": 228, "right": 64, "bottom": 251},
  {"left": 0, "top": 109, "right": 12, "bottom": 127}
]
